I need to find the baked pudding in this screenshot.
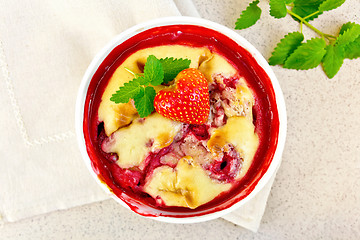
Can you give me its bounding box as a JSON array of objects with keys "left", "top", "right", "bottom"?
[{"left": 82, "top": 24, "right": 280, "bottom": 216}]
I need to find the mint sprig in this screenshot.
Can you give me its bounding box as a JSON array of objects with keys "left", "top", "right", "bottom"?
[
  {"left": 110, "top": 55, "right": 191, "bottom": 118},
  {"left": 235, "top": 0, "right": 359, "bottom": 79}
]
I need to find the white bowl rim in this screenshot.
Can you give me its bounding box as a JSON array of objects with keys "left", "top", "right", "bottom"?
[{"left": 75, "top": 16, "right": 287, "bottom": 224}]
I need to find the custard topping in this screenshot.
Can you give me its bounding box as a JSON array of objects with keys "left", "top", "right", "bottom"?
[{"left": 144, "top": 156, "right": 231, "bottom": 209}]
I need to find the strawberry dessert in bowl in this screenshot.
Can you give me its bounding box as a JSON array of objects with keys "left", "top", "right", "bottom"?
[{"left": 76, "top": 17, "right": 286, "bottom": 223}]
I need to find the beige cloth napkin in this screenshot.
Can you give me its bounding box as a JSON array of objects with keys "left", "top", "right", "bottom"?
[{"left": 0, "top": 0, "right": 278, "bottom": 232}]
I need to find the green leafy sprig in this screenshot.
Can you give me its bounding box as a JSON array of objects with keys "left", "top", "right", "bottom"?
[
  {"left": 110, "top": 55, "right": 191, "bottom": 117},
  {"left": 235, "top": 0, "right": 360, "bottom": 79}
]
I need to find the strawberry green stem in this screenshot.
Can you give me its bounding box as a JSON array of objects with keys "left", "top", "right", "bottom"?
[{"left": 287, "top": 9, "right": 336, "bottom": 41}]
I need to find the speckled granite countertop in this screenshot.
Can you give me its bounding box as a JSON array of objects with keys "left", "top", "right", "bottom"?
[{"left": 1, "top": 0, "right": 359, "bottom": 239}]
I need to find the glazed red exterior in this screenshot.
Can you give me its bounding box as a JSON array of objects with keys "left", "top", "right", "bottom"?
[{"left": 83, "top": 24, "right": 280, "bottom": 218}]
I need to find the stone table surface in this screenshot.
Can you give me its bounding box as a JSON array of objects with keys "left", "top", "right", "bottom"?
[{"left": 1, "top": 0, "right": 360, "bottom": 239}]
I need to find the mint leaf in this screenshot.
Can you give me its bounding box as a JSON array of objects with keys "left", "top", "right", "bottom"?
[
  {"left": 235, "top": 0, "right": 262, "bottom": 30},
  {"left": 144, "top": 55, "right": 164, "bottom": 86},
  {"left": 110, "top": 80, "right": 141, "bottom": 104},
  {"left": 292, "top": 0, "right": 324, "bottom": 21},
  {"left": 338, "top": 22, "right": 360, "bottom": 59},
  {"left": 160, "top": 57, "right": 191, "bottom": 83},
  {"left": 318, "top": 0, "right": 345, "bottom": 12},
  {"left": 343, "top": 37, "right": 360, "bottom": 59},
  {"left": 321, "top": 44, "right": 344, "bottom": 78},
  {"left": 339, "top": 22, "right": 358, "bottom": 35},
  {"left": 284, "top": 37, "right": 327, "bottom": 70},
  {"left": 269, "top": 32, "right": 304, "bottom": 65},
  {"left": 336, "top": 24, "right": 360, "bottom": 46},
  {"left": 134, "top": 75, "right": 149, "bottom": 85},
  {"left": 270, "top": 0, "right": 287, "bottom": 19},
  {"left": 133, "top": 86, "right": 156, "bottom": 118}
]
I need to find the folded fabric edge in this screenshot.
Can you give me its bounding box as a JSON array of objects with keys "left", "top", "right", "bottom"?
[
  {"left": 220, "top": 169, "right": 278, "bottom": 232},
  {"left": 173, "top": 0, "right": 201, "bottom": 18}
]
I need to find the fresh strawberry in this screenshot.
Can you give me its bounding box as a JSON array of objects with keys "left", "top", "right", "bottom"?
[{"left": 154, "top": 68, "right": 210, "bottom": 124}]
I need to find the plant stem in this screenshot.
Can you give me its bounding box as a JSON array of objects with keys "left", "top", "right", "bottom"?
[
  {"left": 125, "top": 67, "right": 141, "bottom": 77},
  {"left": 287, "top": 9, "right": 336, "bottom": 40},
  {"left": 304, "top": 11, "right": 319, "bottom": 20}
]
